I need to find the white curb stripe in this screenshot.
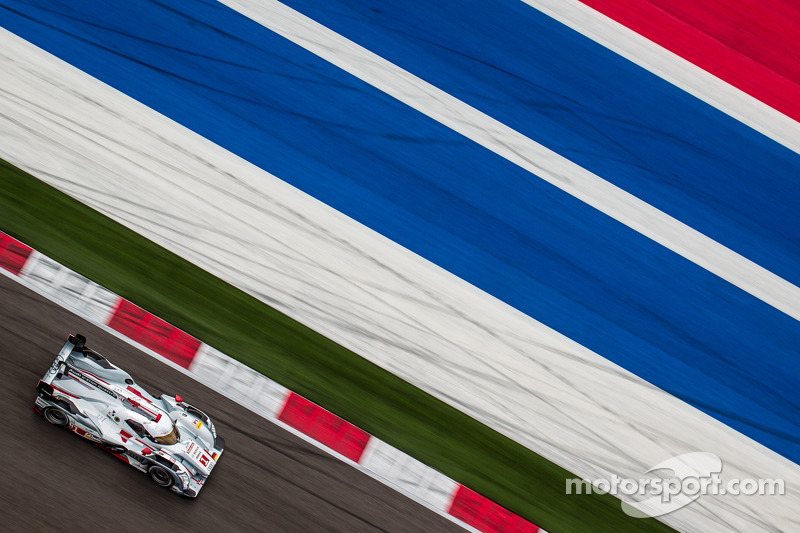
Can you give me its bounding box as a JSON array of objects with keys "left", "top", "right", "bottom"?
[
  {"left": 20, "top": 250, "right": 119, "bottom": 326},
  {"left": 360, "top": 437, "right": 459, "bottom": 513},
  {"left": 189, "top": 344, "right": 291, "bottom": 420}
]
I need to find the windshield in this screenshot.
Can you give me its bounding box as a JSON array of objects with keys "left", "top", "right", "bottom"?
[{"left": 153, "top": 424, "right": 180, "bottom": 445}]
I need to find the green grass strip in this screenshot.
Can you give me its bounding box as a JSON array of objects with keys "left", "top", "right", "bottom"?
[{"left": 1, "top": 159, "right": 674, "bottom": 533}]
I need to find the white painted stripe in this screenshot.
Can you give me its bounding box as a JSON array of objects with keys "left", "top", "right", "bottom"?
[
  {"left": 1, "top": 30, "right": 797, "bottom": 531},
  {"left": 217, "top": 0, "right": 800, "bottom": 324},
  {"left": 520, "top": 0, "right": 800, "bottom": 154}
]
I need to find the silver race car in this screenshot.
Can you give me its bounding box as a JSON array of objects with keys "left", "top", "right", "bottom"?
[{"left": 34, "top": 333, "right": 224, "bottom": 497}]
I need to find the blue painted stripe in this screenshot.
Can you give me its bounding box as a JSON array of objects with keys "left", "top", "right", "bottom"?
[
  {"left": 2, "top": 0, "right": 800, "bottom": 462},
  {"left": 272, "top": 0, "right": 800, "bottom": 292}
]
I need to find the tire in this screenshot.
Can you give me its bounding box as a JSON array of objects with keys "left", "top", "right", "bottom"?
[
  {"left": 43, "top": 406, "right": 69, "bottom": 427},
  {"left": 148, "top": 465, "right": 174, "bottom": 488}
]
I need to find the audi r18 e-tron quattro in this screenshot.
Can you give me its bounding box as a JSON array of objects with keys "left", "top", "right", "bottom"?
[{"left": 34, "top": 333, "right": 224, "bottom": 497}]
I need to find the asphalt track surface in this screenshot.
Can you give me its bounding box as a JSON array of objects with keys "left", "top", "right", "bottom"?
[{"left": 0, "top": 274, "right": 461, "bottom": 533}]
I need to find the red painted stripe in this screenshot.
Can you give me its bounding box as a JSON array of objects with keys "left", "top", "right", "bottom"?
[
  {"left": 0, "top": 231, "right": 33, "bottom": 275},
  {"left": 107, "top": 299, "right": 201, "bottom": 368},
  {"left": 127, "top": 385, "right": 153, "bottom": 402},
  {"left": 278, "top": 392, "right": 370, "bottom": 463},
  {"left": 579, "top": 0, "right": 800, "bottom": 123},
  {"left": 448, "top": 485, "right": 541, "bottom": 533}
]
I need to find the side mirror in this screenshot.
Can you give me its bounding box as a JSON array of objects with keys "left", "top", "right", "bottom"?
[
  {"left": 175, "top": 395, "right": 183, "bottom": 403},
  {"left": 141, "top": 448, "right": 152, "bottom": 455}
]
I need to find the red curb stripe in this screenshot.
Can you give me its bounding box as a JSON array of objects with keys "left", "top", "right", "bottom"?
[
  {"left": 579, "top": 0, "right": 800, "bottom": 123},
  {"left": 107, "top": 299, "right": 201, "bottom": 368},
  {"left": 278, "top": 392, "right": 371, "bottom": 463},
  {"left": 0, "top": 231, "right": 33, "bottom": 275},
  {"left": 449, "top": 485, "right": 541, "bottom": 533}
]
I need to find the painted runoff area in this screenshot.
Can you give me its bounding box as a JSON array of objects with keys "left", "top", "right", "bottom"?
[
  {"left": 1, "top": 229, "right": 543, "bottom": 533},
  {"left": 3, "top": 0, "right": 800, "bottom": 467},
  {"left": 1, "top": 30, "right": 797, "bottom": 533},
  {"left": 249, "top": 0, "right": 800, "bottom": 294}
]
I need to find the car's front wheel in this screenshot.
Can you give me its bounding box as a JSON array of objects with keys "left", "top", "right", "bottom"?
[
  {"left": 43, "top": 406, "right": 69, "bottom": 427},
  {"left": 148, "top": 465, "right": 174, "bottom": 488}
]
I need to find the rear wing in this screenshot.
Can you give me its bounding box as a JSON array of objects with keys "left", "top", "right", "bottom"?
[
  {"left": 40, "top": 334, "right": 85, "bottom": 385},
  {"left": 36, "top": 334, "right": 85, "bottom": 399},
  {"left": 38, "top": 333, "right": 122, "bottom": 403}
]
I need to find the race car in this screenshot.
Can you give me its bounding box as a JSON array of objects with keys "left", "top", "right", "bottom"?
[{"left": 34, "top": 333, "right": 224, "bottom": 497}]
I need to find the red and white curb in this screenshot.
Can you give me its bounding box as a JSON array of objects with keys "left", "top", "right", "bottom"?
[{"left": 1, "top": 230, "right": 545, "bottom": 533}]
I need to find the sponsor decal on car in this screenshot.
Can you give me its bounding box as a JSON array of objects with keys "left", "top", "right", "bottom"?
[{"left": 66, "top": 367, "right": 118, "bottom": 399}]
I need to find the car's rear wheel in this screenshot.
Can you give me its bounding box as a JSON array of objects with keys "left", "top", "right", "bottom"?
[
  {"left": 43, "top": 406, "right": 69, "bottom": 427},
  {"left": 148, "top": 465, "right": 174, "bottom": 488}
]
